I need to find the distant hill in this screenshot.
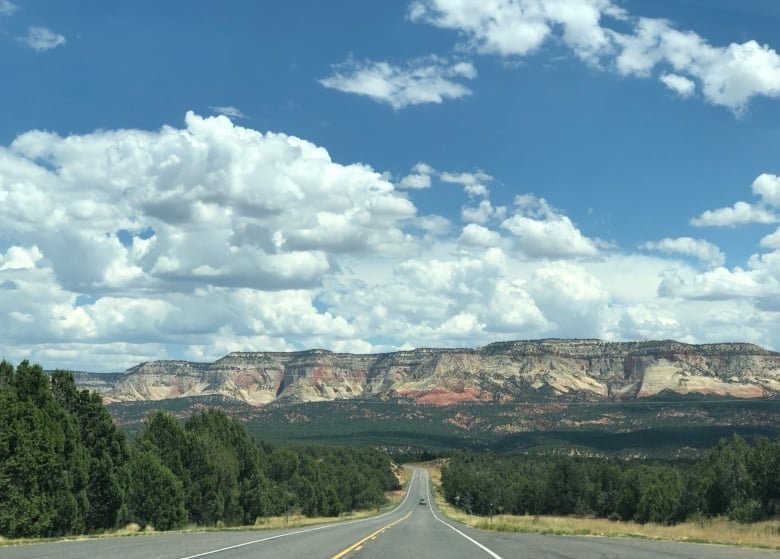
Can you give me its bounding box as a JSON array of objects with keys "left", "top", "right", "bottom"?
[{"left": 74, "top": 339, "right": 780, "bottom": 406}]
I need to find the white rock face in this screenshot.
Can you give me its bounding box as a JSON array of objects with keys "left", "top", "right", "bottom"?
[{"left": 82, "top": 339, "right": 780, "bottom": 406}]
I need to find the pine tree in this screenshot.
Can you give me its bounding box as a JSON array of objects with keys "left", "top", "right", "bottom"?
[{"left": 126, "top": 449, "right": 186, "bottom": 531}]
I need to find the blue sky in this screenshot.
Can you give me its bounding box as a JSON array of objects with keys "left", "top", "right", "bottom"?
[{"left": 2, "top": 0, "right": 780, "bottom": 371}]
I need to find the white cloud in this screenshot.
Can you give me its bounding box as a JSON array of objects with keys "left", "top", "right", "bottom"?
[
  {"left": 320, "top": 56, "right": 476, "bottom": 109},
  {"left": 616, "top": 304, "right": 683, "bottom": 341},
  {"left": 649, "top": 239, "right": 780, "bottom": 344},
  {"left": 660, "top": 73, "right": 695, "bottom": 98},
  {"left": 0, "top": 245, "right": 42, "bottom": 270},
  {"left": 410, "top": 0, "right": 780, "bottom": 112},
  {"left": 658, "top": 266, "right": 772, "bottom": 301},
  {"left": 0, "top": 0, "right": 18, "bottom": 16},
  {"left": 641, "top": 237, "right": 725, "bottom": 267},
  {"left": 440, "top": 169, "right": 492, "bottom": 197},
  {"left": 323, "top": 247, "right": 549, "bottom": 346},
  {"left": 400, "top": 165, "right": 497, "bottom": 198},
  {"left": 7, "top": 112, "right": 418, "bottom": 281},
  {"left": 752, "top": 173, "right": 780, "bottom": 207},
  {"left": 21, "top": 26, "right": 66, "bottom": 52},
  {"left": 0, "top": 113, "right": 429, "bottom": 368},
  {"left": 410, "top": 0, "right": 615, "bottom": 62},
  {"left": 462, "top": 203, "right": 490, "bottom": 224},
  {"left": 691, "top": 174, "right": 780, "bottom": 227},
  {"left": 209, "top": 106, "right": 248, "bottom": 120},
  {"left": 412, "top": 162, "right": 435, "bottom": 175},
  {"left": 760, "top": 228, "right": 780, "bottom": 250},
  {"left": 525, "top": 261, "right": 609, "bottom": 337},
  {"left": 458, "top": 223, "right": 501, "bottom": 247},
  {"left": 414, "top": 214, "right": 451, "bottom": 236},
  {"left": 5, "top": 114, "right": 780, "bottom": 370},
  {"left": 500, "top": 195, "right": 601, "bottom": 259},
  {"left": 399, "top": 174, "right": 431, "bottom": 189},
  {"left": 691, "top": 201, "right": 778, "bottom": 227},
  {"left": 399, "top": 162, "right": 435, "bottom": 189},
  {"left": 614, "top": 18, "right": 780, "bottom": 112}
]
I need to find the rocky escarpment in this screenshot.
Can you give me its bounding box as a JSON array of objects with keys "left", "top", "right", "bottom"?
[
  {"left": 69, "top": 372, "right": 123, "bottom": 396},
  {"left": 85, "top": 339, "right": 780, "bottom": 406}
]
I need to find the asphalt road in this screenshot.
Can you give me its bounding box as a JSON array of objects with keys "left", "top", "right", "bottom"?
[{"left": 2, "top": 467, "right": 779, "bottom": 559}]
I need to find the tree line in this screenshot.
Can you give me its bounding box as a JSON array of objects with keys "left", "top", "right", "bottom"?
[
  {"left": 441, "top": 434, "right": 780, "bottom": 525},
  {"left": 0, "top": 361, "right": 399, "bottom": 538}
]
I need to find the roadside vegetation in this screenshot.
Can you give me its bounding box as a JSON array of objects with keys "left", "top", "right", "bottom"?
[
  {"left": 429, "top": 476, "right": 780, "bottom": 550},
  {"left": 426, "top": 432, "right": 780, "bottom": 549},
  {"left": 440, "top": 436, "right": 780, "bottom": 524},
  {"left": 0, "top": 360, "right": 399, "bottom": 540}
]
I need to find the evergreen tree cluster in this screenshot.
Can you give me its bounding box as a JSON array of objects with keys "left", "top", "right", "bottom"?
[
  {"left": 0, "top": 361, "right": 398, "bottom": 538},
  {"left": 442, "top": 434, "right": 780, "bottom": 525},
  {"left": 134, "top": 408, "right": 398, "bottom": 529}
]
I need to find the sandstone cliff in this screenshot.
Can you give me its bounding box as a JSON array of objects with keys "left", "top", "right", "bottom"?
[{"left": 86, "top": 339, "right": 780, "bottom": 406}]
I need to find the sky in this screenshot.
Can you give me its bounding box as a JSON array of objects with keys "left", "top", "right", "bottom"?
[{"left": 2, "top": 0, "right": 780, "bottom": 371}]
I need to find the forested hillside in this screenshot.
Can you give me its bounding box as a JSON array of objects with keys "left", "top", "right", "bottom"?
[
  {"left": 0, "top": 361, "right": 398, "bottom": 538},
  {"left": 442, "top": 434, "right": 780, "bottom": 524}
]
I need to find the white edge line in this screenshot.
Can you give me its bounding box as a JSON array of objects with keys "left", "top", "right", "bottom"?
[
  {"left": 179, "top": 469, "right": 418, "bottom": 559},
  {"left": 424, "top": 469, "right": 504, "bottom": 559}
]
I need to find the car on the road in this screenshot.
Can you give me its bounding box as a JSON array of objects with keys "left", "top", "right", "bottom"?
[{"left": 419, "top": 498, "right": 426, "bottom": 505}]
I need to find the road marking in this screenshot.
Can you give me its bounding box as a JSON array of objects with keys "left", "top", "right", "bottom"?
[
  {"left": 330, "top": 510, "right": 413, "bottom": 559},
  {"left": 178, "top": 470, "right": 418, "bottom": 559},
  {"left": 422, "top": 470, "right": 504, "bottom": 559}
]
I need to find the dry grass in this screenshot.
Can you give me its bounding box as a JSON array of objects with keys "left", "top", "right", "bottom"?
[
  {"left": 250, "top": 507, "right": 386, "bottom": 531},
  {"left": 421, "top": 462, "right": 780, "bottom": 550}
]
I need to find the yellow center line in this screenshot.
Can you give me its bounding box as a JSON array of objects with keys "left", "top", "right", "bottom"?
[{"left": 330, "top": 510, "right": 414, "bottom": 559}]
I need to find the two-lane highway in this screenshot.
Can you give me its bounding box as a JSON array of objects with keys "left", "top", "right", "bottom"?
[
  {"left": 2, "top": 468, "right": 779, "bottom": 558},
  {"left": 0, "top": 470, "right": 429, "bottom": 559}
]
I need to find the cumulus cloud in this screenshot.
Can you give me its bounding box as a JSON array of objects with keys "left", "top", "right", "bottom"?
[
  {"left": 440, "top": 169, "right": 492, "bottom": 197},
  {"left": 21, "top": 26, "right": 66, "bottom": 51},
  {"left": 399, "top": 161, "right": 435, "bottom": 189},
  {"left": 500, "top": 194, "right": 601, "bottom": 259},
  {"left": 641, "top": 237, "right": 725, "bottom": 267},
  {"left": 616, "top": 304, "right": 683, "bottom": 342},
  {"left": 320, "top": 56, "right": 477, "bottom": 109},
  {"left": 400, "top": 163, "right": 497, "bottom": 198},
  {"left": 0, "top": 245, "right": 43, "bottom": 271},
  {"left": 323, "top": 247, "right": 549, "bottom": 346},
  {"left": 658, "top": 266, "right": 773, "bottom": 301},
  {"left": 409, "top": 0, "right": 780, "bottom": 112},
  {"left": 650, "top": 227, "right": 780, "bottom": 340},
  {"left": 0, "top": 113, "right": 428, "bottom": 368},
  {"left": 458, "top": 223, "right": 502, "bottom": 247},
  {"left": 691, "top": 201, "right": 778, "bottom": 227},
  {"left": 5, "top": 113, "right": 780, "bottom": 370},
  {"left": 461, "top": 199, "right": 506, "bottom": 224},
  {"left": 613, "top": 18, "right": 780, "bottom": 112},
  {"left": 7, "top": 112, "right": 417, "bottom": 286},
  {"left": 410, "top": 0, "right": 617, "bottom": 62},
  {"left": 399, "top": 174, "right": 431, "bottom": 189},
  {"left": 760, "top": 228, "right": 780, "bottom": 250},
  {"left": 412, "top": 162, "right": 435, "bottom": 175},
  {"left": 525, "top": 261, "right": 609, "bottom": 337},
  {"left": 752, "top": 173, "right": 780, "bottom": 207},
  {"left": 692, "top": 174, "right": 780, "bottom": 227}
]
